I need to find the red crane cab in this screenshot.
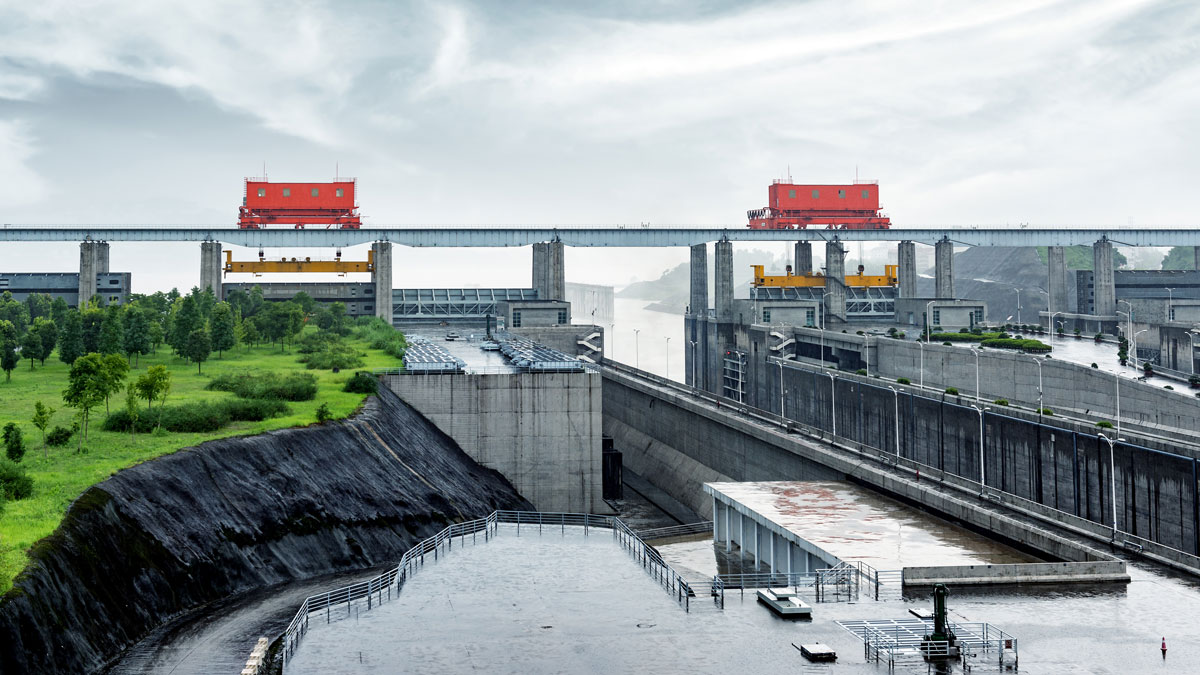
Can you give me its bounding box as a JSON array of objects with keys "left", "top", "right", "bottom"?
[
  {"left": 747, "top": 181, "right": 891, "bottom": 229},
  {"left": 238, "top": 179, "right": 362, "bottom": 229}
]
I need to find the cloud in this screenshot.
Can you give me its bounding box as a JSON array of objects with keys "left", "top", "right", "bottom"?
[{"left": 0, "top": 120, "right": 48, "bottom": 208}]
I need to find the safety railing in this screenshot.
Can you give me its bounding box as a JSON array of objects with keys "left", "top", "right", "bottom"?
[
  {"left": 279, "top": 510, "right": 694, "bottom": 670},
  {"left": 636, "top": 521, "right": 713, "bottom": 540}
]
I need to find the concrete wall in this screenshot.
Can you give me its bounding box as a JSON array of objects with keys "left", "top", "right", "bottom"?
[
  {"left": 222, "top": 282, "right": 377, "bottom": 317},
  {"left": 510, "top": 324, "right": 604, "bottom": 361},
  {"left": 564, "top": 282, "right": 614, "bottom": 325},
  {"left": 499, "top": 300, "right": 570, "bottom": 327},
  {"left": 903, "top": 560, "right": 1129, "bottom": 586},
  {"left": 383, "top": 371, "right": 603, "bottom": 513},
  {"left": 199, "top": 242, "right": 222, "bottom": 299},
  {"left": 532, "top": 241, "right": 565, "bottom": 302},
  {"left": 372, "top": 242, "right": 393, "bottom": 321}
]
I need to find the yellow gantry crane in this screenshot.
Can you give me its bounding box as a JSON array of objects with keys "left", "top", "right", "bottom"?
[
  {"left": 751, "top": 264, "right": 898, "bottom": 288},
  {"left": 224, "top": 249, "right": 374, "bottom": 276}
]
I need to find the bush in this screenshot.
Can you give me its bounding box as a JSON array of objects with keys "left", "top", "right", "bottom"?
[
  {"left": 3, "top": 423, "right": 24, "bottom": 463},
  {"left": 46, "top": 426, "right": 73, "bottom": 447},
  {"left": 855, "top": 369, "right": 867, "bottom": 376},
  {"left": 1096, "top": 421, "right": 1114, "bottom": 429},
  {"left": 316, "top": 403, "right": 332, "bottom": 423},
  {"left": 1091, "top": 363, "right": 1099, "bottom": 369},
  {"left": 1165, "top": 385, "right": 1174, "bottom": 390},
  {"left": 994, "top": 399, "right": 1009, "bottom": 406},
  {"left": 300, "top": 342, "right": 365, "bottom": 371},
  {"left": 1190, "top": 375, "right": 1200, "bottom": 389},
  {"left": 896, "top": 377, "right": 911, "bottom": 385},
  {"left": 220, "top": 398, "right": 290, "bottom": 422},
  {"left": 945, "top": 387, "right": 959, "bottom": 395},
  {"left": 207, "top": 371, "right": 318, "bottom": 401},
  {"left": 0, "top": 459, "right": 33, "bottom": 500},
  {"left": 356, "top": 318, "right": 407, "bottom": 359},
  {"left": 296, "top": 331, "right": 342, "bottom": 354},
  {"left": 979, "top": 338, "right": 1052, "bottom": 352},
  {"left": 1040, "top": 408, "right": 1054, "bottom": 416},
  {"left": 102, "top": 399, "right": 289, "bottom": 433},
  {"left": 942, "top": 342, "right": 952, "bottom": 346},
  {"left": 344, "top": 371, "right": 379, "bottom": 394},
  {"left": 1143, "top": 362, "right": 1154, "bottom": 375}
]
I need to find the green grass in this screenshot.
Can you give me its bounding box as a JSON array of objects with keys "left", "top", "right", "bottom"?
[{"left": 0, "top": 333, "right": 399, "bottom": 594}]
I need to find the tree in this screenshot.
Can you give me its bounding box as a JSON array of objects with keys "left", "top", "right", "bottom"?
[
  {"left": 24, "top": 293, "right": 52, "bottom": 322},
  {"left": 100, "top": 354, "right": 129, "bottom": 413},
  {"left": 1162, "top": 246, "right": 1195, "bottom": 270},
  {"left": 0, "top": 320, "right": 17, "bottom": 383},
  {"left": 63, "top": 353, "right": 108, "bottom": 448},
  {"left": 3, "top": 423, "right": 24, "bottom": 463},
  {"left": 33, "top": 317, "right": 57, "bottom": 365},
  {"left": 210, "top": 302, "right": 236, "bottom": 357},
  {"left": 20, "top": 330, "right": 42, "bottom": 370},
  {"left": 0, "top": 292, "right": 30, "bottom": 336},
  {"left": 81, "top": 307, "right": 104, "bottom": 353},
  {"left": 292, "top": 291, "right": 316, "bottom": 316},
  {"left": 184, "top": 328, "right": 211, "bottom": 373},
  {"left": 58, "top": 310, "right": 84, "bottom": 365},
  {"left": 50, "top": 296, "right": 70, "bottom": 328},
  {"left": 148, "top": 319, "right": 164, "bottom": 353},
  {"left": 170, "top": 295, "right": 202, "bottom": 357},
  {"left": 122, "top": 305, "right": 152, "bottom": 365},
  {"left": 241, "top": 319, "right": 260, "bottom": 348},
  {"left": 31, "top": 401, "right": 54, "bottom": 457},
  {"left": 124, "top": 385, "right": 139, "bottom": 442},
  {"left": 99, "top": 304, "right": 124, "bottom": 355},
  {"left": 135, "top": 365, "right": 171, "bottom": 416}
]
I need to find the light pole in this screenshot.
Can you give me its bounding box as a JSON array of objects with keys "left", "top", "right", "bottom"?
[
  {"left": 888, "top": 386, "right": 901, "bottom": 460},
  {"left": 970, "top": 347, "right": 981, "bottom": 403},
  {"left": 1166, "top": 287, "right": 1175, "bottom": 321},
  {"left": 688, "top": 339, "right": 698, "bottom": 390},
  {"left": 1115, "top": 370, "right": 1121, "bottom": 437},
  {"left": 633, "top": 328, "right": 640, "bottom": 370},
  {"left": 825, "top": 372, "right": 837, "bottom": 437},
  {"left": 1050, "top": 311, "right": 1063, "bottom": 338},
  {"left": 1099, "top": 433, "right": 1126, "bottom": 540},
  {"left": 864, "top": 334, "right": 871, "bottom": 377},
  {"left": 1027, "top": 355, "right": 1043, "bottom": 415},
  {"left": 1015, "top": 289, "right": 1022, "bottom": 325},
  {"left": 970, "top": 404, "right": 989, "bottom": 494},
  {"left": 609, "top": 323, "right": 616, "bottom": 358},
  {"left": 917, "top": 340, "right": 926, "bottom": 389},
  {"left": 1189, "top": 329, "right": 1200, "bottom": 375},
  {"left": 820, "top": 292, "right": 831, "bottom": 368},
  {"left": 1133, "top": 328, "right": 1148, "bottom": 372},
  {"left": 664, "top": 336, "right": 671, "bottom": 379},
  {"left": 777, "top": 360, "right": 786, "bottom": 424},
  {"left": 925, "top": 300, "right": 937, "bottom": 342},
  {"left": 1118, "top": 300, "right": 1134, "bottom": 367}
]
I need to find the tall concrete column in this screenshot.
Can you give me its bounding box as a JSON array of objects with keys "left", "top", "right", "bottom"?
[
  {"left": 935, "top": 237, "right": 955, "bottom": 299},
  {"left": 897, "top": 241, "right": 916, "bottom": 299},
  {"left": 824, "top": 240, "right": 846, "bottom": 322},
  {"left": 689, "top": 243, "right": 708, "bottom": 315},
  {"left": 532, "top": 241, "right": 565, "bottom": 301},
  {"left": 714, "top": 240, "right": 734, "bottom": 323},
  {"left": 1047, "top": 245, "right": 1068, "bottom": 316},
  {"left": 372, "top": 241, "right": 394, "bottom": 322},
  {"left": 1193, "top": 246, "right": 1200, "bottom": 271},
  {"left": 96, "top": 242, "right": 110, "bottom": 274},
  {"left": 78, "top": 242, "right": 98, "bottom": 308},
  {"left": 794, "top": 241, "right": 812, "bottom": 275},
  {"left": 1093, "top": 238, "right": 1116, "bottom": 316},
  {"left": 199, "top": 241, "right": 223, "bottom": 299}
]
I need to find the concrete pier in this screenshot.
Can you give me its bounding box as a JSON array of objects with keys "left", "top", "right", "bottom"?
[
  {"left": 78, "top": 242, "right": 98, "bottom": 307},
  {"left": 824, "top": 240, "right": 846, "bottom": 322},
  {"left": 897, "top": 241, "right": 916, "bottom": 299},
  {"left": 1092, "top": 238, "right": 1116, "bottom": 316},
  {"left": 1047, "top": 245, "right": 1068, "bottom": 317},
  {"left": 372, "top": 241, "right": 393, "bottom": 321},
  {"left": 689, "top": 243, "right": 707, "bottom": 315},
  {"left": 794, "top": 241, "right": 812, "bottom": 275},
  {"left": 1194, "top": 246, "right": 1199, "bottom": 271},
  {"left": 532, "top": 241, "right": 565, "bottom": 301},
  {"left": 96, "top": 242, "right": 110, "bottom": 275},
  {"left": 935, "top": 237, "right": 954, "bottom": 298},
  {"left": 199, "top": 241, "right": 222, "bottom": 299},
  {"left": 714, "top": 240, "right": 734, "bottom": 323}
]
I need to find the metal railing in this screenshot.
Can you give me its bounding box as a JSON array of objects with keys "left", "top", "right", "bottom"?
[
  {"left": 636, "top": 521, "right": 713, "bottom": 540},
  {"left": 279, "top": 510, "right": 694, "bottom": 670},
  {"left": 710, "top": 561, "right": 902, "bottom": 608}
]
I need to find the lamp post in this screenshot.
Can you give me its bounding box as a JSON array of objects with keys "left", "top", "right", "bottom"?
[
  {"left": 864, "top": 334, "right": 871, "bottom": 377},
  {"left": 1166, "top": 287, "right": 1175, "bottom": 322},
  {"left": 1015, "top": 288, "right": 1022, "bottom": 325},
  {"left": 820, "top": 292, "right": 832, "bottom": 368},
  {"left": 925, "top": 300, "right": 937, "bottom": 342},
  {"left": 1188, "top": 329, "right": 1200, "bottom": 375},
  {"left": 1133, "top": 328, "right": 1148, "bottom": 372},
  {"left": 970, "top": 404, "right": 989, "bottom": 494},
  {"left": 664, "top": 336, "right": 671, "bottom": 380},
  {"left": 633, "top": 328, "right": 640, "bottom": 370},
  {"left": 970, "top": 347, "right": 981, "bottom": 403},
  {"left": 1099, "top": 433, "right": 1126, "bottom": 540},
  {"left": 1051, "top": 311, "right": 1063, "bottom": 338},
  {"left": 688, "top": 339, "right": 698, "bottom": 390},
  {"left": 777, "top": 360, "right": 786, "bottom": 424},
  {"left": 1027, "top": 355, "right": 1043, "bottom": 416},
  {"left": 609, "top": 323, "right": 616, "bottom": 358},
  {"left": 917, "top": 340, "right": 926, "bottom": 389},
  {"left": 1118, "top": 300, "right": 1134, "bottom": 368},
  {"left": 825, "top": 372, "right": 837, "bottom": 437},
  {"left": 1115, "top": 370, "right": 1121, "bottom": 437},
  {"left": 888, "top": 386, "right": 901, "bottom": 460}
]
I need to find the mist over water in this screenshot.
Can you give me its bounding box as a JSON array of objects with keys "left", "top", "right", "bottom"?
[{"left": 603, "top": 299, "right": 684, "bottom": 382}]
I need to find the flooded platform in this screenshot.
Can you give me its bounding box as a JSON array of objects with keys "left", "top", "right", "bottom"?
[{"left": 706, "top": 481, "right": 1039, "bottom": 572}]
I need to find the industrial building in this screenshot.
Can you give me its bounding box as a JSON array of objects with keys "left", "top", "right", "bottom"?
[{"left": 0, "top": 271, "right": 132, "bottom": 307}]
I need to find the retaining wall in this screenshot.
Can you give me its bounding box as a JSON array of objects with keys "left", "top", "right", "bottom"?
[{"left": 903, "top": 560, "right": 1130, "bottom": 586}]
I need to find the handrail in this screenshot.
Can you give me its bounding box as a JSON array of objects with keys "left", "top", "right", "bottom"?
[{"left": 636, "top": 521, "right": 713, "bottom": 540}]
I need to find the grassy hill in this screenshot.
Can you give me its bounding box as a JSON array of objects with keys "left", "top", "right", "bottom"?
[{"left": 0, "top": 333, "right": 400, "bottom": 594}]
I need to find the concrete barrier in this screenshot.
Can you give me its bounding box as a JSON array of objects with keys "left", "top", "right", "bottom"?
[{"left": 903, "top": 561, "right": 1130, "bottom": 586}]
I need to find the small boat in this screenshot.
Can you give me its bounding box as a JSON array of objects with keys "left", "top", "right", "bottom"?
[
  {"left": 796, "top": 643, "right": 837, "bottom": 662},
  {"left": 756, "top": 589, "right": 812, "bottom": 618}
]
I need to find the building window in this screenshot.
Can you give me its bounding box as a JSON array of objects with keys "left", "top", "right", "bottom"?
[
  {"left": 838, "top": 189, "right": 846, "bottom": 198},
  {"left": 1170, "top": 306, "right": 1176, "bottom": 321},
  {"left": 861, "top": 190, "right": 869, "bottom": 199},
  {"left": 557, "top": 309, "right": 568, "bottom": 324},
  {"left": 257, "top": 188, "right": 266, "bottom": 197},
  {"left": 282, "top": 188, "right": 291, "bottom": 197},
  {"left": 805, "top": 309, "right": 815, "bottom": 327},
  {"left": 311, "top": 188, "right": 319, "bottom": 197},
  {"left": 788, "top": 189, "right": 796, "bottom": 199},
  {"left": 109, "top": 280, "right": 119, "bottom": 285},
  {"left": 932, "top": 309, "right": 941, "bottom": 324},
  {"left": 811, "top": 190, "right": 819, "bottom": 199},
  {"left": 512, "top": 310, "right": 522, "bottom": 328},
  {"left": 762, "top": 309, "right": 771, "bottom": 322},
  {"left": 336, "top": 188, "right": 344, "bottom": 197},
  {"left": 364, "top": 305, "right": 373, "bottom": 312},
  {"left": 974, "top": 309, "right": 984, "bottom": 323}
]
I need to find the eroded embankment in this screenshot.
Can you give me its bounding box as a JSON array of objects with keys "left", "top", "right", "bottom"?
[{"left": 0, "top": 387, "right": 531, "bottom": 674}]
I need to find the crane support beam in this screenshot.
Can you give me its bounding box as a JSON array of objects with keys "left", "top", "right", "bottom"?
[{"left": 224, "top": 249, "right": 374, "bottom": 275}]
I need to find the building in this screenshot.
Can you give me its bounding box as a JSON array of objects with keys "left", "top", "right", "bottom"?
[{"left": 0, "top": 272, "right": 132, "bottom": 307}]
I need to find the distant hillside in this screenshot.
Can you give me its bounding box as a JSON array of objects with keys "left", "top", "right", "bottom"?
[{"left": 620, "top": 248, "right": 789, "bottom": 313}]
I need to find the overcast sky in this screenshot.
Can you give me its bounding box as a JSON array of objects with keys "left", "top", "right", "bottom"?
[{"left": 0, "top": 0, "right": 1197, "bottom": 292}]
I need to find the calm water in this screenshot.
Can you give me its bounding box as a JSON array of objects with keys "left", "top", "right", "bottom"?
[{"left": 602, "top": 298, "right": 685, "bottom": 382}]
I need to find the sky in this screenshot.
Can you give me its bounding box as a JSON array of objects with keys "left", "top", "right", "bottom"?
[{"left": 0, "top": 0, "right": 1197, "bottom": 292}]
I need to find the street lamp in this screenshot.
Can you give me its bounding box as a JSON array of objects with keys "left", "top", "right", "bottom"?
[
  {"left": 664, "top": 336, "right": 671, "bottom": 380},
  {"left": 1188, "top": 329, "right": 1200, "bottom": 375},
  {"left": 609, "top": 323, "right": 616, "bottom": 358},
  {"left": 1114, "top": 370, "right": 1122, "bottom": 437},
  {"left": 917, "top": 340, "right": 926, "bottom": 389},
  {"left": 864, "top": 334, "right": 872, "bottom": 377},
  {"left": 1050, "top": 311, "right": 1063, "bottom": 338},
  {"left": 1166, "top": 287, "right": 1175, "bottom": 322},
  {"left": 970, "top": 347, "right": 981, "bottom": 403},
  {"left": 970, "top": 404, "right": 989, "bottom": 494},
  {"left": 1099, "top": 433, "right": 1126, "bottom": 540},
  {"left": 1027, "top": 355, "right": 1043, "bottom": 415},
  {"left": 824, "top": 372, "right": 837, "bottom": 437},
  {"left": 925, "top": 300, "right": 937, "bottom": 342},
  {"left": 1133, "top": 328, "right": 1148, "bottom": 372},
  {"left": 777, "top": 360, "right": 786, "bottom": 425},
  {"left": 1118, "top": 300, "right": 1134, "bottom": 367},
  {"left": 887, "top": 386, "right": 901, "bottom": 460},
  {"left": 1015, "top": 289, "right": 1022, "bottom": 325},
  {"left": 819, "top": 292, "right": 832, "bottom": 368},
  {"left": 633, "top": 328, "right": 640, "bottom": 370},
  {"left": 688, "top": 339, "right": 698, "bottom": 390}
]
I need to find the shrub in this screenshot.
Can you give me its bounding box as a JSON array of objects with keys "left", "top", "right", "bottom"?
[
  {"left": 979, "top": 338, "right": 1052, "bottom": 352},
  {"left": 1142, "top": 362, "right": 1154, "bottom": 375},
  {"left": 300, "top": 342, "right": 365, "bottom": 371},
  {"left": 1190, "top": 375, "right": 1200, "bottom": 389},
  {"left": 296, "top": 331, "right": 342, "bottom": 354},
  {"left": 356, "top": 318, "right": 407, "bottom": 359},
  {"left": 344, "top": 371, "right": 379, "bottom": 394},
  {"left": 1094, "top": 333, "right": 1104, "bottom": 343},
  {"left": 855, "top": 369, "right": 867, "bottom": 376},
  {"left": 220, "top": 398, "right": 290, "bottom": 422},
  {"left": 102, "top": 399, "right": 289, "bottom": 434},
  {"left": 1096, "top": 421, "right": 1114, "bottom": 429},
  {"left": 207, "top": 371, "right": 318, "bottom": 401},
  {"left": 1040, "top": 408, "right": 1054, "bottom": 416},
  {"left": 3, "top": 423, "right": 24, "bottom": 463},
  {"left": 897, "top": 377, "right": 911, "bottom": 385},
  {"left": 945, "top": 387, "right": 959, "bottom": 395},
  {"left": 942, "top": 342, "right": 952, "bottom": 346},
  {"left": 316, "top": 403, "right": 332, "bottom": 423},
  {"left": 45, "top": 426, "right": 73, "bottom": 447},
  {"left": 994, "top": 399, "right": 1009, "bottom": 406},
  {"left": 1165, "top": 385, "right": 1174, "bottom": 390},
  {"left": 1091, "top": 363, "right": 1099, "bottom": 369},
  {"left": 0, "top": 459, "right": 33, "bottom": 500}
]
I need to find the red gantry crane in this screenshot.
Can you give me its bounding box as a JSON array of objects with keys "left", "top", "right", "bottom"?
[
  {"left": 747, "top": 180, "right": 891, "bottom": 230},
  {"left": 238, "top": 178, "right": 363, "bottom": 229}
]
